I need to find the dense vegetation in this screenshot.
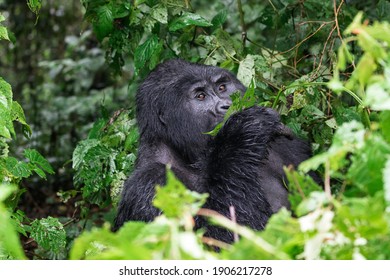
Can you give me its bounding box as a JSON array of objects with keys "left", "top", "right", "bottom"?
[{"left": 1, "top": 0, "right": 390, "bottom": 259}]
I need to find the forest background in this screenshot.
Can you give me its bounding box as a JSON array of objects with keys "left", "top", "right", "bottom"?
[{"left": 1, "top": 0, "right": 390, "bottom": 260}]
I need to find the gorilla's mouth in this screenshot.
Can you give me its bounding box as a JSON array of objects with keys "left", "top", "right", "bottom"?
[{"left": 204, "top": 116, "right": 225, "bottom": 134}]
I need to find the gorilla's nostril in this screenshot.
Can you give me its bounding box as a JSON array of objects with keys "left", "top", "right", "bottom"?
[{"left": 218, "top": 100, "right": 232, "bottom": 113}]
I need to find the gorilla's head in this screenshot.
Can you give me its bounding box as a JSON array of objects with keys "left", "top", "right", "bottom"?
[{"left": 136, "top": 59, "right": 246, "bottom": 162}]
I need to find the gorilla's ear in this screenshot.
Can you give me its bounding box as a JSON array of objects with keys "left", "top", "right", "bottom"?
[{"left": 158, "top": 109, "right": 167, "bottom": 126}]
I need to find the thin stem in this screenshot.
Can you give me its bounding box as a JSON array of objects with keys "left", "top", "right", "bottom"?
[
  {"left": 237, "top": 0, "right": 247, "bottom": 48},
  {"left": 276, "top": 21, "right": 333, "bottom": 56},
  {"left": 333, "top": 0, "right": 344, "bottom": 40},
  {"left": 267, "top": 0, "right": 277, "bottom": 12},
  {"left": 315, "top": 25, "right": 337, "bottom": 75}
]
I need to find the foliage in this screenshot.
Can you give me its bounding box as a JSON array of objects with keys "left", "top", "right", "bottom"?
[
  {"left": 30, "top": 216, "right": 66, "bottom": 254},
  {"left": 0, "top": 184, "right": 25, "bottom": 259},
  {"left": 0, "top": 9, "right": 60, "bottom": 260},
  {"left": 72, "top": 109, "right": 138, "bottom": 210},
  {"left": 0, "top": 0, "right": 390, "bottom": 260},
  {"left": 26, "top": 0, "right": 41, "bottom": 18},
  {"left": 70, "top": 170, "right": 213, "bottom": 260}
]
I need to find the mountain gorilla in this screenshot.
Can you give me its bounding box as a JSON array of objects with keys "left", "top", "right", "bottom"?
[{"left": 113, "top": 59, "right": 315, "bottom": 243}]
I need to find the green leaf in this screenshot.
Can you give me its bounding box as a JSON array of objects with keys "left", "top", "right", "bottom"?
[
  {"left": 347, "top": 135, "right": 390, "bottom": 196},
  {"left": 299, "top": 121, "right": 365, "bottom": 173},
  {"left": 366, "top": 22, "right": 390, "bottom": 45},
  {"left": 0, "top": 77, "right": 13, "bottom": 107},
  {"left": 153, "top": 169, "right": 208, "bottom": 218},
  {"left": 357, "top": 29, "right": 387, "bottom": 60},
  {"left": 72, "top": 139, "right": 100, "bottom": 169},
  {"left": 12, "top": 101, "right": 32, "bottom": 138},
  {"left": 93, "top": 5, "right": 114, "bottom": 41},
  {"left": 5, "top": 157, "right": 32, "bottom": 178},
  {"left": 87, "top": 118, "right": 106, "bottom": 139},
  {"left": 30, "top": 165, "right": 47, "bottom": 179},
  {"left": 352, "top": 53, "right": 377, "bottom": 87},
  {"left": 290, "top": 91, "right": 309, "bottom": 111},
  {"left": 284, "top": 168, "right": 323, "bottom": 213},
  {"left": 335, "top": 196, "right": 387, "bottom": 239},
  {"left": 0, "top": 184, "right": 26, "bottom": 259},
  {"left": 222, "top": 209, "right": 293, "bottom": 260},
  {"left": 0, "top": 183, "right": 16, "bottom": 202},
  {"left": 148, "top": 40, "right": 163, "bottom": 71},
  {"left": 337, "top": 42, "right": 353, "bottom": 71},
  {"left": 384, "top": 157, "right": 390, "bottom": 205},
  {"left": 235, "top": 81, "right": 257, "bottom": 110},
  {"left": 0, "top": 122, "right": 11, "bottom": 139},
  {"left": 11, "top": 101, "right": 28, "bottom": 125},
  {"left": 0, "top": 77, "right": 15, "bottom": 138},
  {"left": 0, "top": 26, "right": 9, "bottom": 41},
  {"left": 260, "top": 209, "right": 303, "bottom": 257},
  {"left": 27, "top": 0, "right": 42, "bottom": 15},
  {"left": 30, "top": 217, "right": 66, "bottom": 253},
  {"left": 151, "top": 4, "right": 168, "bottom": 24},
  {"left": 237, "top": 54, "right": 255, "bottom": 87},
  {"left": 83, "top": 144, "right": 112, "bottom": 163},
  {"left": 325, "top": 118, "right": 338, "bottom": 129},
  {"left": 70, "top": 223, "right": 152, "bottom": 260},
  {"left": 380, "top": 111, "right": 390, "bottom": 142},
  {"left": 111, "top": 2, "right": 131, "bottom": 18},
  {"left": 24, "top": 149, "right": 55, "bottom": 175},
  {"left": 211, "top": 9, "right": 228, "bottom": 29},
  {"left": 169, "top": 12, "right": 212, "bottom": 32},
  {"left": 134, "top": 35, "right": 161, "bottom": 74}
]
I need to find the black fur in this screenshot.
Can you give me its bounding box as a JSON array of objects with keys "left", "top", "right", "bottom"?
[{"left": 113, "top": 59, "right": 314, "bottom": 244}]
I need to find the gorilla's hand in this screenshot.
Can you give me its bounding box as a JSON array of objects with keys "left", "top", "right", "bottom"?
[{"left": 218, "top": 106, "right": 292, "bottom": 144}]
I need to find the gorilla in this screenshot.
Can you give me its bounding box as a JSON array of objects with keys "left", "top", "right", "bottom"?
[{"left": 113, "top": 59, "right": 315, "bottom": 244}]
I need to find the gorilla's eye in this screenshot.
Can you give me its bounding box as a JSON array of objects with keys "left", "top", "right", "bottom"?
[
  {"left": 218, "top": 84, "right": 226, "bottom": 92},
  {"left": 196, "top": 93, "right": 206, "bottom": 101}
]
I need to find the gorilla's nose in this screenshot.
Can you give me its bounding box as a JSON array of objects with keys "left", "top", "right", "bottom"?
[{"left": 216, "top": 99, "right": 232, "bottom": 114}]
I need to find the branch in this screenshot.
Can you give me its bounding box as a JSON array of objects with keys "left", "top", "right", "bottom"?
[
  {"left": 276, "top": 21, "right": 333, "bottom": 56},
  {"left": 237, "top": 0, "right": 247, "bottom": 48},
  {"left": 334, "top": 0, "right": 345, "bottom": 40}
]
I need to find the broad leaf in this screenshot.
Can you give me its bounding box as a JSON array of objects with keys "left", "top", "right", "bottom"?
[
  {"left": 169, "top": 12, "right": 212, "bottom": 32},
  {"left": 24, "top": 149, "right": 55, "bottom": 176},
  {"left": 30, "top": 217, "right": 66, "bottom": 253},
  {"left": 93, "top": 5, "right": 114, "bottom": 41},
  {"left": 5, "top": 157, "right": 31, "bottom": 178},
  {"left": 134, "top": 35, "right": 161, "bottom": 74}
]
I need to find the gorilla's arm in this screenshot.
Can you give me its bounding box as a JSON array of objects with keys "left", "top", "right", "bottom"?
[
  {"left": 113, "top": 163, "right": 166, "bottom": 231},
  {"left": 201, "top": 106, "right": 287, "bottom": 241}
]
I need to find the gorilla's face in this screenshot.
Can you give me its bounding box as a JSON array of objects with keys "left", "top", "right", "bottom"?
[
  {"left": 136, "top": 59, "right": 246, "bottom": 161},
  {"left": 185, "top": 71, "right": 244, "bottom": 132}
]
